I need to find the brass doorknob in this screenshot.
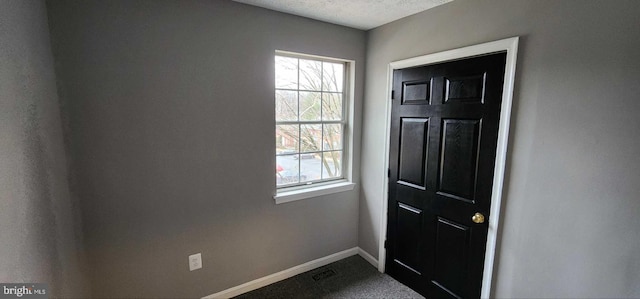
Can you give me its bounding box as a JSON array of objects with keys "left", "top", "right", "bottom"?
[{"left": 471, "top": 213, "right": 485, "bottom": 224}]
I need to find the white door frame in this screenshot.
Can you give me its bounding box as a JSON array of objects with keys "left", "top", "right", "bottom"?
[{"left": 377, "top": 37, "right": 519, "bottom": 298}]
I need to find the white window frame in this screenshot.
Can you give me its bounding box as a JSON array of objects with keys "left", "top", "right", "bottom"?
[{"left": 274, "top": 50, "right": 355, "bottom": 204}]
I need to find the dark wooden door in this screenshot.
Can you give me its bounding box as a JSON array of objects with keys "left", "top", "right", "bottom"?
[{"left": 386, "top": 52, "right": 507, "bottom": 299}]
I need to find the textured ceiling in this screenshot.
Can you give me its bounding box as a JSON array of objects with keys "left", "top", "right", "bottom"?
[{"left": 233, "top": 0, "right": 453, "bottom": 30}]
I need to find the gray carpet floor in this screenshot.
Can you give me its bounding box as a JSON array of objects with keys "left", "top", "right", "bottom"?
[{"left": 234, "top": 255, "right": 424, "bottom": 298}]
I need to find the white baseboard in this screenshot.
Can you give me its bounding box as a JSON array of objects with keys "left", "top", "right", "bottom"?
[
  {"left": 203, "top": 247, "right": 359, "bottom": 299},
  {"left": 357, "top": 248, "right": 379, "bottom": 269}
]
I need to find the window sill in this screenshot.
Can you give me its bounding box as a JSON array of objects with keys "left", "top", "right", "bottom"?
[{"left": 274, "top": 181, "right": 356, "bottom": 204}]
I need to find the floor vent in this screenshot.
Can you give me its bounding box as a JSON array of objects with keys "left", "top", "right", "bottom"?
[{"left": 312, "top": 269, "right": 337, "bottom": 281}]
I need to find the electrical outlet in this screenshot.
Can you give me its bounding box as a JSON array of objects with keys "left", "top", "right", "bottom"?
[{"left": 189, "top": 253, "right": 202, "bottom": 271}]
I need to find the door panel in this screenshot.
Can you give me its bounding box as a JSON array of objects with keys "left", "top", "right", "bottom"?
[
  {"left": 444, "top": 74, "right": 486, "bottom": 103},
  {"left": 432, "top": 217, "right": 471, "bottom": 299},
  {"left": 438, "top": 118, "right": 482, "bottom": 202},
  {"left": 386, "top": 52, "right": 506, "bottom": 299},
  {"left": 402, "top": 80, "right": 431, "bottom": 105},
  {"left": 398, "top": 118, "right": 429, "bottom": 189},
  {"left": 394, "top": 202, "right": 424, "bottom": 274}
]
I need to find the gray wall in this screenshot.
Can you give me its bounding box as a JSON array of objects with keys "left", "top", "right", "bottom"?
[
  {"left": 361, "top": 0, "right": 640, "bottom": 297},
  {"left": 0, "top": 0, "right": 88, "bottom": 297},
  {"left": 46, "top": 0, "right": 365, "bottom": 297}
]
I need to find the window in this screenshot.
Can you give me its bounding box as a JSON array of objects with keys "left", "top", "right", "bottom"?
[{"left": 275, "top": 52, "right": 352, "bottom": 197}]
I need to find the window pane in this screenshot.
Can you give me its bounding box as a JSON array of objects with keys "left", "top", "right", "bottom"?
[
  {"left": 300, "top": 124, "right": 322, "bottom": 153},
  {"left": 322, "top": 93, "right": 342, "bottom": 121},
  {"left": 275, "top": 54, "right": 347, "bottom": 188},
  {"left": 323, "top": 124, "right": 342, "bottom": 151},
  {"left": 275, "top": 56, "right": 298, "bottom": 89},
  {"left": 276, "top": 125, "right": 298, "bottom": 154},
  {"left": 300, "top": 153, "right": 321, "bottom": 183},
  {"left": 276, "top": 90, "right": 298, "bottom": 121},
  {"left": 299, "top": 91, "right": 321, "bottom": 121},
  {"left": 277, "top": 155, "right": 300, "bottom": 186},
  {"left": 299, "top": 59, "right": 322, "bottom": 91},
  {"left": 322, "top": 62, "right": 344, "bottom": 92},
  {"left": 322, "top": 151, "right": 342, "bottom": 179}
]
